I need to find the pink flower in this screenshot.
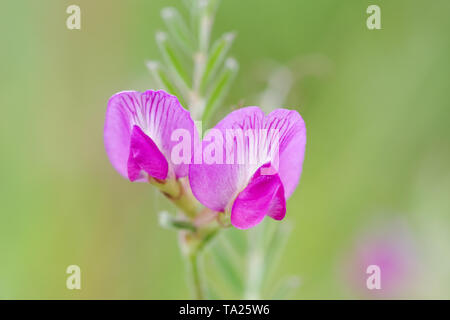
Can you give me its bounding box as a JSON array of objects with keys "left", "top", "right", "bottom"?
[
  {"left": 189, "top": 107, "right": 306, "bottom": 229},
  {"left": 104, "top": 90, "right": 195, "bottom": 182},
  {"left": 341, "top": 220, "right": 418, "bottom": 298}
]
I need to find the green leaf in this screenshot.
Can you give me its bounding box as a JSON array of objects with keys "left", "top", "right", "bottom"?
[
  {"left": 205, "top": 280, "right": 221, "bottom": 300},
  {"left": 146, "top": 61, "right": 187, "bottom": 107},
  {"left": 161, "top": 7, "right": 196, "bottom": 55},
  {"left": 210, "top": 238, "right": 243, "bottom": 294},
  {"left": 200, "top": 32, "right": 235, "bottom": 94},
  {"left": 156, "top": 31, "right": 191, "bottom": 97},
  {"left": 158, "top": 211, "right": 196, "bottom": 232},
  {"left": 225, "top": 226, "right": 247, "bottom": 257},
  {"left": 270, "top": 276, "right": 301, "bottom": 299},
  {"left": 202, "top": 57, "right": 239, "bottom": 124},
  {"left": 263, "top": 222, "right": 292, "bottom": 282},
  {"left": 196, "top": 0, "right": 222, "bottom": 53},
  {"left": 202, "top": 0, "right": 221, "bottom": 16},
  {"left": 244, "top": 224, "right": 266, "bottom": 299}
]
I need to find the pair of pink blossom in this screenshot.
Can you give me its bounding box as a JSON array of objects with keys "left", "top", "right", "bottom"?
[{"left": 104, "top": 90, "right": 306, "bottom": 229}]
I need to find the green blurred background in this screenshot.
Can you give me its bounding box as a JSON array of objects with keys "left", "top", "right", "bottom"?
[{"left": 1, "top": 0, "right": 449, "bottom": 299}]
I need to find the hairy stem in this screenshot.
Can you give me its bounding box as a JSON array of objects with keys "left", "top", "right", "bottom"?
[
  {"left": 188, "top": 250, "right": 204, "bottom": 299},
  {"left": 180, "top": 214, "right": 220, "bottom": 299},
  {"left": 244, "top": 227, "right": 264, "bottom": 299},
  {"left": 150, "top": 177, "right": 199, "bottom": 218},
  {"left": 189, "top": 2, "right": 213, "bottom": 119}
]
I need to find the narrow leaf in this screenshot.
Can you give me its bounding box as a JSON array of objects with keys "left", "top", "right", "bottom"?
[
  {"left": 211, "top": 239, "right": 243, "bottom": 293},
  {"left": 146, "top": 61, "right": 187, "bottom": 107},
  {"left": 202, "top": 57, "right": 239, "bottom": 124},
  {"left": 205, "top": 280, "right": 221, "bottom": 300},
  {"left": 225, "top": 226, "right": 247, "bottom": 257},
  {"left": 270, "top": 276, "right": 301, "bottom": 300},
  {"left": 244, "top": 224, "right": 265, "bottom": 299},
  {"left": 156, "top": 31, "right": 191, "bottom": 97},
  {"left": 158, "top": 211, "right": 196, "bottom": 232},
  {"left": 203, "top": 0, "right": 221, "bottom": 16},
  {"left": 200, "top": 32, "right": 235, "bottom": 94},
  {"left": 161, "top": 7, "right": 196, "bottom": 55},
  {"left": 264, "top": 222, "right": 292, "bottom": 281}
]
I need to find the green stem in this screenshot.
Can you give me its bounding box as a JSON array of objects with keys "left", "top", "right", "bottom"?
[
  {"left": 188, "top": 250, "right": 204, "bottom": 299},
  {"left": 189, "top": 1, "right": 213, "bottom": 119},
  {"left": 244, "top": 227, "right": 264, "bottom": 299},
  {"left": 181, "top": 220, "right": 220, "bottom": 300},
  {"left": 150, "top": 177, "right": 198, "bottom": 218}
]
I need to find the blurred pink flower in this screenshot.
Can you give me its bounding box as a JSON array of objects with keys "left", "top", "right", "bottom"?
[{"left": 342, "top": 221, "right": 417, "bottom": 298}]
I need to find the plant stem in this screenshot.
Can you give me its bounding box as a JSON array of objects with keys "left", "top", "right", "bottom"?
[
  {"left": 188, "top": 250, "right": 204, "bottom": 299},
  {"left": 244, "top": 226, "right": 264, "bottom": 299},
  {"left": 181, "top": 215, "right": 220, "bottom": 300},
  {"left": 150, "top": 177, "right": 198, "bottom": 218},
  {"left": 189, "top": 1, "right": 213, "bottom": 119}
]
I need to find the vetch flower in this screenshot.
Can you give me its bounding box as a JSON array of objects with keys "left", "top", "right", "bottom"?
[
  {"left": 189, "top": 107, "right": 306, "bottom": 229},
  {"left": 341, "top": 219, "right": 418, "bottom": 298},
  {"left": 104, "top": 90, "right": 195, "bottom": 182}
]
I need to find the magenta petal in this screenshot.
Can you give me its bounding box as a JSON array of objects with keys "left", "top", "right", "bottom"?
[
  {"left": 127, "top": 151, "right": 143, "bottom": 182},
  {"left": 128, "top": 125, "right": 168, "bottom": 181},
  {"left": 231, "top": 164, "right": 286, "bottom": 229},
  {"left": 189, "top": 106, "right": 305, "bottom": 213},
  {"left": 189, "top": 107, "right": 264, "bottom": 211},
  {"left": 266, "top": 109, "right": 306, "bottom": 197},
  {"left": 104, "top": 91, "right": 134, "bottom": 179},
  {"left": 104, "top": 90, "right": 195, "bottom": 180},
  {"left": 266, "top": 182, "right": 286, "bottom": 221},
  {"left": 189, "top": 163, "right": 240, "bottom": 211}
]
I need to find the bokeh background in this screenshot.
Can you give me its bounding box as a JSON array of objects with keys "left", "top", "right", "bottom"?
[{"left": 1, "top": 0, "right": 449, "bottom": 299}]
